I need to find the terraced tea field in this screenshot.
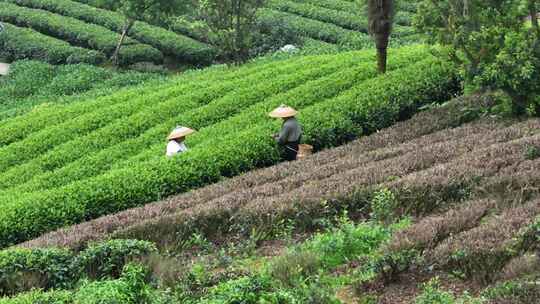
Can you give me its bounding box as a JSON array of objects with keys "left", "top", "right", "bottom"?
[
  {"left": 22, "top": 95, "right": 540, "bottom": 303},
  {"left": 0, "top": 45, "right": 458, "bottom": 248},
  {"left": 0, "top": 60, "right": 160, "bottom": 120},
  {"left": 0, "top": 0, "right": 420, "bottom": 65}
]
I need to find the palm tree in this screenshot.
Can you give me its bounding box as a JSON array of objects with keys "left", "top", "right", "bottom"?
[{"left": 367, "top": 0, "right": 395, "bottom": 73}]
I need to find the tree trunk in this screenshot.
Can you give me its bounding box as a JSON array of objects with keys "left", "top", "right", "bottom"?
[
  {"left": 375, "top": 33, "right": 390, "bottom": 74},
  {"left": 507, "top": 90, "right": 529, "bottom": 116},
  {"left": 234, "top": 0, "right": 246, "bottom": 63},
  {"left": 376, "top": 47, "right": 388, "bottom": 73},
  {"left": 529, "top": 0, "right": 540, "bottom": 39},
  {"left": 111, "top": 19, "right": 134, "bottom": 66}
]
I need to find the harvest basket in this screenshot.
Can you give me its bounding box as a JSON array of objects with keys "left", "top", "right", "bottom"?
[{"left": 297, "top": 144, "right": 313, "bottom": 160}]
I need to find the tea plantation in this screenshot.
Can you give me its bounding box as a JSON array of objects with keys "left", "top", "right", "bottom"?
[
  {"left": 0, "top": 45, "right": 460, "bottom": 249},
  {"left": 0, "top": 0, "right": 420, "bottom": 65},
  {"left": 0, "top": 0, "right": 538, "bottom": 302}
]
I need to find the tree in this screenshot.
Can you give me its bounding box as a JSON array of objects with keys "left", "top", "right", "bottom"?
[
  {"left": 367, "top": 0, "right": 395, "bottom": 74},
  {"left": 96, "top": 0, "right": 193, "bottom": 65},
  {"left": 198, "top": 0, "right": 266, "bottom": 63},
  {"left": 415, "top": 0, "right": 540, "bottom": 115}
]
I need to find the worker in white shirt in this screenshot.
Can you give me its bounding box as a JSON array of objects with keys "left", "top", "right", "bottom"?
[{"left": 166, "top": 126, "right": 196, "bottom": 157}]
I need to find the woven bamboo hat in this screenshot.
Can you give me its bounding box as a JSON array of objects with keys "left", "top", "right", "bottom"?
[
  {"left": 167, "top": 126, "right": 195, "bottom": 140},
  {"left": 269, "top": 104, "right": 298, "bottom": 118}
]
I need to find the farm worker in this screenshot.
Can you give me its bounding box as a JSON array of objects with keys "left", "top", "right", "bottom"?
[
  {"left": 269, "top": 104, "right": 303, "bottom": 161},
  {"left": 166, "top": 126, "right": 195, "bottom": 157}
]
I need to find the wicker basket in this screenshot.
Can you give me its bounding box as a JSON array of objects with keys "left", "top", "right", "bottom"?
[{"left": 297, "top": 144, "right": 313, "bottom": 160}]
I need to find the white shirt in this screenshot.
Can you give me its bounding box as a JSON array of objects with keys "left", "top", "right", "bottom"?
[{"left": 166, "top": 140, "right": 187, "bottom": 157}]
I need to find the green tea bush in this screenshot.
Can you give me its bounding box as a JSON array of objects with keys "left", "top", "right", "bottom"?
[
  {"left": 75, "top": 239, "right": 157, "bottom": 280},
  {"left": 0, "top": 61, "right": 246, "bottom": 147},
  {"left": 0, "top": 54, "right": 326, "bottom": 192},
  {"left": 0, "top": 248, "right": 75, "bottom": 296},
  {"left": 0, "top": 47, "right": 459, "bottom": 247},
  {"left": 300, "top": 220, "right": 391, "bottom": 268},
  {"left": 267, "top": 0, "right": 368, "bottom": 32},
  {"left": 415, "top": 277, "right": 484, "bottom": 304},
  {"left": 3, "top": 0, "right": 216, "bottom": 64},
  {"left": 370, "top": 188, "right": 398, "bottom": 224},
  {"left": 0, "top": 2, "right": 163, "bottom": 65},
  {"left": 0, "top": 23, "right": 105, "bottom": 64},
  {"left": 0, "top": 290, "right": 73, "bottom": 304},
  {"left": 0, "top": 60, "right": 55, "bottom": 100},
  {"left": 0, "top": 239, "right": 156, "bottom": 296},
  {"left": 74, "top": 264, "right": 162, "bottom": 304},
  {"left": 0, "top": 46, "right": 426, "bottom": 199},
  {"left": 257, "top": 8, "right": 372, "bottom": 49},
  {"left": 294, "top": 0, "right": 359, "bottom": 12},
  {"left": 0, "top": 61, "right": 159, "bottom": 120}
]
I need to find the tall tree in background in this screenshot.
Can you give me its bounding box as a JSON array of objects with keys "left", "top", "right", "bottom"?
[
  {"left": 96, "top": 0, "right": 193, "bottom": 65},
  {"left": 198, "top": 0, "right": 266, "bottom": 63},
  {"left": 367, "top": 0, "right": 395, "bottom": 73},
  {"left": 415, "top": 0, "right": 540, "bottom": 115}
]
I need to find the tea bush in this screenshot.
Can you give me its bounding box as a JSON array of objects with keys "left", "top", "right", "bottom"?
[
  {"left": 0, "top": 248, "right": 75, "bottom": 296},
  {"left": 0, "top": 23, "right": 105, "bottom": 64},
  {"left": 0, "top": 239, "right": 156, "bottom": 296},
  {"left": 0, "top": 47, "right": 459, "bottom": 247},
  {"left": 3, "top": 0, "right": 216, "bottom": 64},
  {"left": 267, "top": 0, "right": 368, "bottom": 32},
  {"left": 0, "top": 53, "right": 335, "bottom": 191},
  {"left": 257, "top": 8, "right": 372, "bottom": 49},
  {"left": 75, "top": 239, "right": 157, "bottom": 280},
  {"left": 0, "top": 46, "right": 427, "bottom": 196},
  {"left": 0, "top": 2, "right": 162, "bottom": 65}
]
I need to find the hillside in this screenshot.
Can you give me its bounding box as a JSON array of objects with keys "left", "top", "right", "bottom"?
[
  {"left": 0, "top": 60, "right": 161, "bottom": 120},
  {"left": 0, "top": 0, "right": 420, "bottom": 66},
  {"left": 0, "top": 46, "right": 460, "bottom": 248},
  {"left": 4, "top": 95, "right": 539, "bottom": 303}
]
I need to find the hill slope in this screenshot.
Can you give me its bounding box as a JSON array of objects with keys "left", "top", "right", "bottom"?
[
  {"left": 18, "top": 94, "right": 540, "bottom": 303},
  {"left": 0, "top": 46, "right": 459, "bottom": 247},
  {"left": 0, "top": 0, "right": 420, "bottom": 65}
]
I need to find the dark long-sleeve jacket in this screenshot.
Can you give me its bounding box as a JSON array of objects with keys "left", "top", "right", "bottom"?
[{"left": 277, "top": 117, "right": 302, "bottom": 144}]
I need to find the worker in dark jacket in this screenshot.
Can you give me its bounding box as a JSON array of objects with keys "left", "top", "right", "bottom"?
[{"left": 270, "top": 105, "right": 303, "bottom": 161}]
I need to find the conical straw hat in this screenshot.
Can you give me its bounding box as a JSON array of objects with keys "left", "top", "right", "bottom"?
[
  {"left": 167, "top": 126, "right": 195, "bottom": 140},
  {"left": 269, "top": 104, "right": 298, "bottom": 118}
]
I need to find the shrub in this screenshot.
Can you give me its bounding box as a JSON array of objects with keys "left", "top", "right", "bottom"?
[
  {"left": 269, "top": 251, "right": 320, "bottom": 287},
  {"left": 4, "top": 0, "right": 217, "bottom": 64},
  {"left": 74, "top": 264, "right": 163, "bottom": 304},
  {"left": 300, "top": 221, "right": 391, "bottom": 269},
  {"left": 415, "top": 277, "right": 484, "bottom": 304},
  {"left": 0, "top": 47, "right": 460, "bottom": 247},
  {"left": 0, "top": 248, "right": 75, "bottom": 296},
  {"left": 0, "top": 290, "right": 73, "bottom": 304},
  {"left": 266, "top": 0, "right": 368, "bottom": 32},
  {"left": 0, "top": 2, "right": 162, "bottom": 65},
  {"left": 75, "top": 239, "right": 157, "bottom": 280},
  {"left": 370, "top": 188, "right": 398, "bottom": 224},
  {"left": 0, "top": 23, "right": 105, "bottom": 64},
  {"left": 257, "top": 8, "right": 372, "bottom": 49}
]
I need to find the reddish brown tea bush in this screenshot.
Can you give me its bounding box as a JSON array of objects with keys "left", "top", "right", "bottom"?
[
  {"left": 385, "top": 199, "right": 496, "bottom": 253},
  {"left": 430, "top": 199, "right": 540, "bottom": 283},
  {"left": 20, "top": 96, "right": 537, "bottom": 251}
]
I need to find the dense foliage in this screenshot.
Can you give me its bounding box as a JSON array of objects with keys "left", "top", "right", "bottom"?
[
  {"left": 0, "top": 2, "right": 163, "bottom": 65},
  {"left": 415, "top": 0, "right": 540, "bottom": 114},
  {"left": 0, "top": 46, "right": 460, "bottom": 248},
  {"left": 2, "top": 0, "right": 217, "bottom": 64},
  {"left": 0, "top": 23, "right": 105, "bottom": 65},
  {"left": 0, "top": 60, "right": 160, "bottom": 120}
]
